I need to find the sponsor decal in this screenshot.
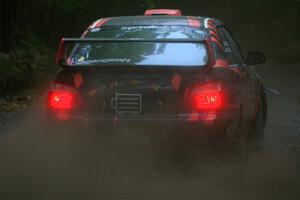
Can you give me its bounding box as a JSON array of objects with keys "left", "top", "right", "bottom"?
[
  {"left": 78, "top": 56, "right": 85, "bottom": 62},
  {"left": 110, "top": 81, "right": 119, "bottom": 89},
  {"left": 120, "top": 25, "right": 168, "bottom": 31},
  {"left": 151, "top": 84, "right": 161, "bottom": 91},
  {"left": 76, "top": 58, "right": 131, "bottom": 65}
]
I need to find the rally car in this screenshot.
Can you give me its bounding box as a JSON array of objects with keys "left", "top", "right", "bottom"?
[{"left": 47, "top": 9, "right": 267, "bottom": 147}]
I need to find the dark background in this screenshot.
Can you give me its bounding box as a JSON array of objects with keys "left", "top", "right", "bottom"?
[{"left": 0, "top": 0, "right": 299, "bottom": 97}]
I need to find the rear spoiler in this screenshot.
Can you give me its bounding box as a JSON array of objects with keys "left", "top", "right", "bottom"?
[{"left": 56, "top": 38, "right": 214, "bottom": 67}]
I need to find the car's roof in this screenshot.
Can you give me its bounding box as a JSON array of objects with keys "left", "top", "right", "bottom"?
[
  {"left": 97, "top": 15, "right": 223, "bottom": 28},
  {"left": 85, "top": 15, "right": 226, "bottom": 52}
]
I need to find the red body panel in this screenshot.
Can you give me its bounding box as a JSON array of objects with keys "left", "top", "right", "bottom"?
[{"left": 144, "top": 9, "right": 182, "bottom": 16}]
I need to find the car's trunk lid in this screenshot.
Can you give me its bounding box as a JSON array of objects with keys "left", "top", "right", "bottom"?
[{"left": 76, "top": 68, "right": 208, "bottom": 115}]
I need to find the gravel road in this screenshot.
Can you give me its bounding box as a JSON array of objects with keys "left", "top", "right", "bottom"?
[{"left": 0, "top": 64, "right": 299, "bottom": 200}]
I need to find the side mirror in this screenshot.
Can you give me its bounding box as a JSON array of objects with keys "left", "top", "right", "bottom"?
[{"left": 246, "top": 51, "right": 266, "bottom": 65}]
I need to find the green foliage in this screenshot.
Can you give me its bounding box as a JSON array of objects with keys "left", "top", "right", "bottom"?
[
  {"left": 0, "top": 34, "right": 56, "bottom": 97},
  {"left": 0, "top": 53, "right": 22, "bottom": 88}
]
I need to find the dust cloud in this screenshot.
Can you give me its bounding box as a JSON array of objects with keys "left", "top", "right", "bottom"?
[
  {"left": 0, "top": 64, "right": 299, "bottom": 200},
  {"left": 0, "top": 104, "right": 299, "bottom": 200}
]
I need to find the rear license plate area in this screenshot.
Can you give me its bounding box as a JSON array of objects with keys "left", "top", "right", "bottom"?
[{"left": 111, "top": 93, "right": 142, "bottom": 114}]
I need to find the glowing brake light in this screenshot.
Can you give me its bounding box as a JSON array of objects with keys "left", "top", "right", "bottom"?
[
  {"left": 190, "top": 83, "right": 224, "bottom": 110},
  {"left": 195, "top": 92, "right": 222, "bottom": 109},
  {"left": 49, "top": 92, "right": 73, "bottom": 109},
  {"left": 48, "top": 84, "right": 79, "bottom": 110}
]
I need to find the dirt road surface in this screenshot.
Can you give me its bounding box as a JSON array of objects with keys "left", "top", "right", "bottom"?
[{"left": 0, "top": 64, "right": 299, "bottom": 200}]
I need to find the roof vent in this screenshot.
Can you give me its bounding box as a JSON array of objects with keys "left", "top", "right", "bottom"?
[{"left": 144, "top": 9, "right": 182, "bottom": 16}]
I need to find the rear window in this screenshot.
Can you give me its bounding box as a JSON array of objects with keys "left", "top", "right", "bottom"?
[{"left": 70, "top": 26, "right": 209, "bottom": 67}]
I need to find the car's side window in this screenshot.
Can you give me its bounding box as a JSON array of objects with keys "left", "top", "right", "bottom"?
[{"left": 217, "top": 27, "right": 244, "bottom": 67}]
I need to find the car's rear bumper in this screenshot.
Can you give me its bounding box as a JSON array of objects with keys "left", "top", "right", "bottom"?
[
  {"left": 47, "top": 110, "right": 238, "bottom": 141},
  {"left": 48, "top": 109, "right": 237, "bottom": 122}
]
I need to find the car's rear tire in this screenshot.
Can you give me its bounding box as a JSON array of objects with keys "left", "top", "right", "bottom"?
[{"left": 247, "top": 96, "right": 266, "bottom": 151}]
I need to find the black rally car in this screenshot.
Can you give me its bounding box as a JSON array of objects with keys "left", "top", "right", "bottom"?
[{"left": 48, "top": 9, "right": 267, "bottom": 146}]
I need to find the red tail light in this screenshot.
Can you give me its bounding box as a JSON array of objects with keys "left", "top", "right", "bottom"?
[
  {"left": 189, "top": 83, "right": 224, "bottom": 110},
  {"left": 195, "top": 92, "right": 222, "bottom": 109},
  {"left": 48, "top": 84, "right": 79, "bottom": 110},
  {"left": 49, "top": 92, "right": 73, "bottom": 109}
]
